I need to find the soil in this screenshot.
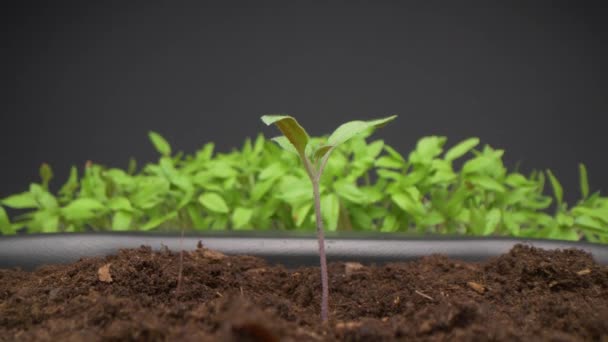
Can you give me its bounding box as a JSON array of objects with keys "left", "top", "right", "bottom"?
[{"left": 1, "top": 243, "right": 607, "bottom": 341}]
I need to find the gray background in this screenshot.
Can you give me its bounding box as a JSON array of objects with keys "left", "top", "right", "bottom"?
[{"left": 2, "top": 1, "right": 607, "bottom": 206}]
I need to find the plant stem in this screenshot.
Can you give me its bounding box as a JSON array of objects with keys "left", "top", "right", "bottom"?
[
  {"left": 311, "top": 178, "right": 329, "bottom": 323},
  {"left": 176, "top": 227, "right": 184, "bottom": 295}
]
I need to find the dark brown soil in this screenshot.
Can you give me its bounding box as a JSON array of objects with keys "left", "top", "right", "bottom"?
[{"left": 1, "top": 243, "right": 607, "bottom": 341}]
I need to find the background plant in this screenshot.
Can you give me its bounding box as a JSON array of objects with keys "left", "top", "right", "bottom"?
[{"left": 1, "top": 130, "right": 607, "bottom": 243}]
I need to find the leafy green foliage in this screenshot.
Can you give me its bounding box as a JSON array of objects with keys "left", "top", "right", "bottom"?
[{"left": 0, "top": 129, "right": 606, "bottom": 243}]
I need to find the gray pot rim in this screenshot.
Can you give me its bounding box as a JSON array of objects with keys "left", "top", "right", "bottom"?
[{"left": 1, "top": 232, "right": 607, "bottom": 270}]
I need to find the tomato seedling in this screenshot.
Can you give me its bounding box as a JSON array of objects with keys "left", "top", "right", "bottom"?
[{"left": 261, "top": 114, "right": 397, "bottom": 322}]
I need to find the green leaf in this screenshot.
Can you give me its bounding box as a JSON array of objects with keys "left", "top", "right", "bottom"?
[
  {"left": 199, "top": 193, "right": 229, "bottom": 214},
  {"left": 321, "top": 193, "right": 340, "bottom": 231},
  {"left": 409, "top": 136, "right": 446, "bottom": 164},
  {"left": 391, "top": 188, "right": 425, "bottom": 217},
  {"left": 2, "top": 191, "right": 38, "bottom": 209},
  {"left": 556, "top": 212, "right": 574, "bottom": 227},
  {"left": 0, "top": 206, "right": 14, "bottom": 234},
  {"left": 462, "top": 150, "right": 504, "bottom": 175},
  {"left": 444, "top": 137, "right": 479, "bottom": 162},
  {"left": 187, "top": 204, "right": 206, "bottom": 229},
  {"left": 579, "top": 163, "right": 589, "bottom": 199},
  {"left": 253, "top": 133, "right": 266, "bottom": 156},
  {"left": 270, "top": 136, "right": 298, "bottom": 155},
  {"left": 313, "top": 145, "right": 334, "bottom": 162},
  {"left": 259, "top": 162, "right": 285, "bottom": 180},
  {"left": 141, "top": 211, "right": 178, "bottom": 231},
  {"left": 251, "top": 178, "right": 277, "bottom": 201},
  {"left": 383, "top": 145, "right": 406, "bottom": 163},
  {"left": 127, "top": 157, "right": 138, "bottom": 175},
  {"left": 327, "top": 115, "right": 397, "bottom": 147},
  {"left": 232, "top": 207, "right": 253, "bottom": 229},
  {"left": 39, "top": 163, "right": 53, "bottom": 189},
  {"left": 30, "top": 184, "right": 58, "bottom": 209},
  {"left": 261, "top": 115, "right": 310, "bottom": 156},
  {"left": 380, "top": 214, "right": 399, "bottom": 232},
  {"left": 467, "top": 175, "right": 506, "bottom": 193},
  {"left": 130, "top": 177, "right": 170, "bottom": 209},
  {"left": 375, "top": 156, "right": 403, "bottom": 169},
  {"left": 574, "top": 215, "right": 606, "bottom": 233},
  {"left": 58, "top": 166, "right": 79, "bottom": 201},
  {"left": 112, "top": 210, "right": 132, "bottom": 231},
  {"left": 547, "top": 226, "right": 579, "bottom": 241},
  {"left": 572, "top": 206, "right": 608, "bottom": 224},
  {"left": 546, "top": 170, "right": 563, "bottom": 208},
  {"left": 484, "top": 208, "right": 502, "bottom": 235},
  {"left": 148, "top": 131, "right": 172, "bottom": 156},
  {"left": 30, "top": 210, "right": 60, "bottom": 233},
  {"left": 293, "top": 203, "right": 313, "bottom": 227},
  {"left": 61, "top": 198, "right": 106, "bottom": 221},
  {"left": 334, "top": 180, "right": 368, "bottom": 204},
  {"left": 108, "top": 197, "right": 134, "bottom": 212}
]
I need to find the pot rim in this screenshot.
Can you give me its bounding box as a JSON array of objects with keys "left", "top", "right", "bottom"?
[{"left": 1, "top": 232, "right": 607, "bottom": 270}]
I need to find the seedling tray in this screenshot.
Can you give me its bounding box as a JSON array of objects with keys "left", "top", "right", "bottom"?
[{"left": 1, "top": 232, "right": 607, "bottom": 270}]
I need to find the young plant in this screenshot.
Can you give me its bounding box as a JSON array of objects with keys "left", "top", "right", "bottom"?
[{"left": 261, "top": 114, "right": 397, "bottom": 322}]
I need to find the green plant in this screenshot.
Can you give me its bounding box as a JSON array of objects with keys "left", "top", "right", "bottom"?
[
  {"left": 1, "top": 126, "right": 607, "bottom": 244},
  {"left": 261, "top": 114, "right": 397, "bottom": 322}
]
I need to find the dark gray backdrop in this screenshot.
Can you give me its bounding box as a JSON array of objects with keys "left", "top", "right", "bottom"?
[{"left": 2, "top": 1, "right": 607, "bottom": 206}]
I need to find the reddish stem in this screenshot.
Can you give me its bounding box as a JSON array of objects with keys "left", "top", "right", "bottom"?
[{"left": 312, "top": 179, "right": 329, "bottom": 322}]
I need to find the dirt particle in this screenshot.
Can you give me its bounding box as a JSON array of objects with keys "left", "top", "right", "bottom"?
[
  {"left": 576, "top": 268, "right": 592, "bottom": 276},
  {"left": 467, "top": 281, "right": 486, "bottom": 294},
  {"left": 97, "top": 263, "right": 113, "bottom": 283},
  {"left": 344, "top": 262, "right": 364, "bottom": 276}
]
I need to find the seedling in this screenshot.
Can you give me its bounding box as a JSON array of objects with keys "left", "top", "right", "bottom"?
[{"left": 261, "top": 114, "right": 397, "bottom": 322}]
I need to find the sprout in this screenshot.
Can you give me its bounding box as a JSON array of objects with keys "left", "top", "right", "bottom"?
[{"left": 261, "top": 114, "right": 397, "bottom": 322}]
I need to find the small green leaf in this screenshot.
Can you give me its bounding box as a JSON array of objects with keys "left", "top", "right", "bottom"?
[
  {"left": 30, "top": 184, "right": 58, "bottom": 209},
  {"left": 199, "top": 193, "right": 229, "bottom": 214},
  {"left": 327, "top": 115, "right": 397, "bottom": 147},
  {"left": 58, "top": 166, "right": 79, "bottom": 201},
  {"left": 484, "top": 208, "right": 502, "bottom": 235},
  {"left": 232, "top": 207, "right": 253, "bottom": 229},
  {"left": 187, "top": 204, "right": 206, "bottom": 229},
  {"left": 579, "top": 163, "right": 589, "bottom": 199},
  {"left": 572, "top": 206, "right": 608, "bottom": 224},
  {"left": 270, "top": 136, "right": 299, "bottom": 155},
  {"left": 380, "top": 214, "right": 399, "bottom": 232},
  {"left": 112, "top": 210, "right": 132, "bottom": 231},
  {"left": 293, "top": 203, "right": 313, "bottom": 227},
  {"left": 148, "top": 131, "right": 172, "bottom": 156},
  {"left": 127, "top": 157, "right": 138, "bottom": 175},
  {"left": 0, "top": 206, "right": 14, "bottom": 234},
  {"left": 259, "top": 163, "right": 285, "bottom": 180},
  {"left": 313, "top": 145, "right": 334, "bottom": 162},
  {"left": 251, "top": 178, "right": 277, "bottom": 201},
  {"left": 375, "top": 156, "right": 403, "bottom": 169},
  {"left": 61, "top": 198, "right": 106, "bottom": 221},
  {"left": 39, "top": 163, "right": 53, "bottom": 189},
  {"left": 556, "top": 212, "right": 574, "bottom": 227},
  {"left": 467, "top": 175, "right": 506, "bottom": 193},
  {"left": 391, "top": 188, "right": 425, "bottom": 217},
  {"left": 2, "top": 192, "right": 38, "bottom": 209},
  {"left": 409, "top": 136, "right": 446, "bottom": 164},
  {"left": 141, "top": 211, "right": 178, "bottom": 231},
  {"left": 334, "top": 180, "right": 368, "bottom": 204},
  {"left": 546, "top": 170, "right": 563, "bottom": 208},
  {"left": 444, "top": 137, "right": 479, "bottom": 161},
  {"left": 321, "top": 193, "right": 340, "bottom": 231},
  {"left": 575, "top": 215, "right": 606, "bottom": 233},
  {"left": 261, "top": 115, "right": 310, "bottom": 156},
  {"left": 108, "top": 197, "right": 134, "bottom": 212}
]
